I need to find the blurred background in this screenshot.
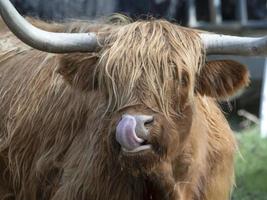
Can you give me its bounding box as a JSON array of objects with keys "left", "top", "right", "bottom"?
[{"left": 9, "top": 0, "right": 267, "bottom": 199}]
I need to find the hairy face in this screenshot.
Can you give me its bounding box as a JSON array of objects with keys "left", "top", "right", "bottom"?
[{"left": 92, "top": 20, "right": 204, "bottom": 174}]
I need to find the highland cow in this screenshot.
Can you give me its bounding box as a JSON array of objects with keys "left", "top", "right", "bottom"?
[{"left": 1, "top": 0, "right": 266, "bottom": 200}]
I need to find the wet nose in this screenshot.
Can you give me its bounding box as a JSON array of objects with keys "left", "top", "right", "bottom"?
[{"left": 116, "top": 114, "right": 154, "bottom": 151}]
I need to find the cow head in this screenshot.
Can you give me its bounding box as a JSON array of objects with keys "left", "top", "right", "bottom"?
[{"left": 57, "top": 20, "right": 249, "bottom": 175}]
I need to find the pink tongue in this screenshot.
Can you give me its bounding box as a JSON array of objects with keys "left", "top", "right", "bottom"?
[{"left": 116, "top": 115, "right": 144, "bottom": 150}]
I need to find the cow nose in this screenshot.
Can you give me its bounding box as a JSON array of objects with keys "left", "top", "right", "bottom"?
[{"left": 116, "top": 114, "right": 154, "bottom": 151}]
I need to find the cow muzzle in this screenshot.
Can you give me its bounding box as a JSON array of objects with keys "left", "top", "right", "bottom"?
[{"left": 116, "top": 114, "right": 154, "bottom": 153}]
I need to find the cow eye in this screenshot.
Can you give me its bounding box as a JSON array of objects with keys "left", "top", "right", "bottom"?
[{"left": 181, "top": 72, "right": 189, "bottom": 87}]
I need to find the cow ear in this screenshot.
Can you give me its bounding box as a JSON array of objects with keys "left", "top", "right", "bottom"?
[
  {"left": 57, "top": 53, "right": 99, "bottom": 91},
  {"left": 195, "top": 60, "right": 250, "bottom": 99}
]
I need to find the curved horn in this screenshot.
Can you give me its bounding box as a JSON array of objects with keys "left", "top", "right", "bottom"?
[
  {"left": 0, "top": 0, "right": 100, "bottom": 53},
  {"left": 201, "top": 33, "right": 267, "bottom": 56}
]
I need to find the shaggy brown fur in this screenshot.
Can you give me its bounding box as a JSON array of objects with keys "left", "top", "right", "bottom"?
[{"left": 0, "top": 17, "right": 249, "bottom": 200}]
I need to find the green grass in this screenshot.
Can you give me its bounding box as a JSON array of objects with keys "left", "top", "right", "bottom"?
[{"left": 232, "top": 126, "right": 267, "bottom": 200}]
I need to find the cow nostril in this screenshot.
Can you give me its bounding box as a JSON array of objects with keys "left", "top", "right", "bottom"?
[{"left": 144, "top": 117, "right": 154, "bottom": 126}]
